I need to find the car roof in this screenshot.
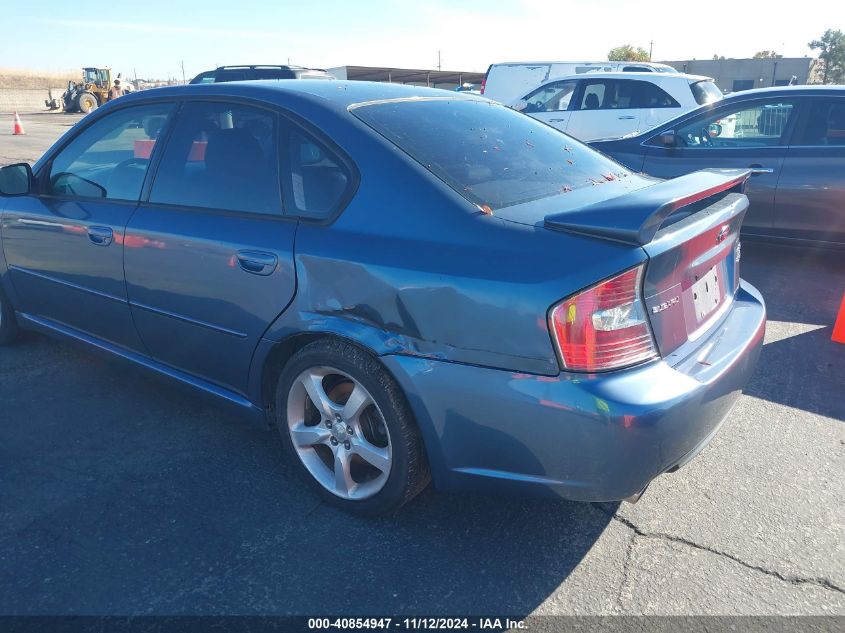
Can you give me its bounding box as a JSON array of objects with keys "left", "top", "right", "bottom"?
[
  {"left": 721, "top": 85, "right": 845, "bottom": 100},
  {"left": 538, "top": 71, "right": 710, "bottom": 83},
  {"left": 492, "top": 61, "right": 673, "bottom": 67},
  {"left": 214, "top": 64, "right": 327, "bottom": 72},
  {"left": 119, "top": 80, "right": 479, "bottom": 113}
]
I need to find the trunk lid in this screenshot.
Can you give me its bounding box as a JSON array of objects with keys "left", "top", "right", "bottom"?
[{"left": 544, "top": 168, "right": 750, "bottom": 358}]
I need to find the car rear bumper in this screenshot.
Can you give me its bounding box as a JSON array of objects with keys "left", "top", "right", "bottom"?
[{"left": 381, "top": 280, "right": 766, "bottom": 501}]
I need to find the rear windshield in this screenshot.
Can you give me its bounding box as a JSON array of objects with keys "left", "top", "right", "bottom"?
[
  {"left": 352, "top": 98, "right": 629, "bottom": 210},
  {"left": 691, "top": 80, "right": 723, "bottom": 105}
]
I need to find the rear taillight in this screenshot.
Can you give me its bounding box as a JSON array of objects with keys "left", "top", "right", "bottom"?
[
  {"left": 549, "top": 265, "right": 658, "bottom": 372},
  {"left": 480, "top": 77, "right": 487, "bottom": 94}
]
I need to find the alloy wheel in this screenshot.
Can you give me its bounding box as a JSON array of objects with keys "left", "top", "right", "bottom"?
[{"left": 286, "top": 366, "right": 392, "bottom": 500}]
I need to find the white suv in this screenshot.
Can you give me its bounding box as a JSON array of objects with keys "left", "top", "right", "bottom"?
[{"left": 512, "top": 72, "right": 722, "bottom": 142}]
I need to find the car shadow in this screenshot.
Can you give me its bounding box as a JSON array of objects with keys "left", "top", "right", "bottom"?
[
  {"left": 0, "top": 336, "right": 614, "bottom": 616},
  {"left": 738, "top": 241, "right": 844, "bottom": 421}
]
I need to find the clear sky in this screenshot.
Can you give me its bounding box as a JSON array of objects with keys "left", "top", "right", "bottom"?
[{"left": 1, "top": 0, "right": 839, "bottom": 80}]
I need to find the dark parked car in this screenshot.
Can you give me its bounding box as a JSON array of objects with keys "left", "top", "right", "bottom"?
[
  {"left": 0, "top": 82, "right": 765, "bottom": 514},
  {"left": 590, "top": 86, "right": 845, "bottom": 247},
  {"left": 190, "top": 64, "right": 333, "bottom": 84}
]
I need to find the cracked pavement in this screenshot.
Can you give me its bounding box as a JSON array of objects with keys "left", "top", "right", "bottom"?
[{"left": 0, "top": 116, "right": 843, "bottom": 616}]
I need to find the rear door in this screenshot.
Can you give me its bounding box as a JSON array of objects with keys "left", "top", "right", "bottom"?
[
  {"left": 519, "top": 79, "right": 578, "bottom": 133},
  {"left": 642, "top": 97, "right": 800, "bottom": 235},
  {"left": 566, "top": 78, "right": 641, "bottom": 141},
  {"left": 634, "top": 78, "right": 685, "bottom": 131},
  {"left": 124, "top": 100, "right": 297, "bottom": 393},
  {"left": 774, "top": 96, "right": 845, "bottom": 244}
]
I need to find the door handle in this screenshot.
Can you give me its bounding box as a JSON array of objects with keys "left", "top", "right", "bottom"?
[
  {"left": 549, "top": 118, "right": 567, "bottom": 123},
  {"left": 617, "top": 115, "right": 637, "bottom": 120},
  {"left": 87, "top": 226, "right": 113, "bottom": 246},
  {"left": 748, "top": 165, "right": 774, "bottom": 175},
  {"left": 236, "top": 250, "right": 277, "bottom": 276}
]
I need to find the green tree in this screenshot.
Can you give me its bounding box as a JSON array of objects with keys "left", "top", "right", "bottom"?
[
  {"left": 608, "top": 45, "right": 650, "bottom": 62},
  {"left": 809, "top": 29, "right": 845, "bottom": 84},
  {"left": 753, "top": 50, "right": 781, "bottom": 59},
  {"left": 712, "top": 54, "right": 726, "bottom": 60}
]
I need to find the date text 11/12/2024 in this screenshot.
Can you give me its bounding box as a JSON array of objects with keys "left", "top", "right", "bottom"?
[{"left": 307, "top": 617, "right": 527, "bottom": 630}]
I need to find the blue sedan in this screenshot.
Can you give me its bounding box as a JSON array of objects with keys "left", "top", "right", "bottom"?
[{"left": 0, "top": 81, "right": 765, "bottom": 514}]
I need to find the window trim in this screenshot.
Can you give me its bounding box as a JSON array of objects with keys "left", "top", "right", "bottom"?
[{"left": 34, "top": 100, "right": 180, "bottom": 203}]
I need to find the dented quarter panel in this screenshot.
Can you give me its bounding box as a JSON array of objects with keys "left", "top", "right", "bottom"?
[{"left": 260, "top": 112, "right": 646, "bottom": 376}]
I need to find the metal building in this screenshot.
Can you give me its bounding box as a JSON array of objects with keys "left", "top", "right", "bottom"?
[{"left": 661, "top": 57, "right": 817, "bottom": 92}]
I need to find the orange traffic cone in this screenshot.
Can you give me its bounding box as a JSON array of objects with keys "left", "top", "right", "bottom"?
[
  {"left": 12, "top": 112, "right": 25, "bottom": 135},
  {"left": 833, "top": 291, "right": 845, "bottom": 344}
]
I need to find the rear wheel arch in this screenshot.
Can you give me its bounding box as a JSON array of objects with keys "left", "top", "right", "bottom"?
[{"left": 260, "top": 331, "right": 402, "bottom": 419}]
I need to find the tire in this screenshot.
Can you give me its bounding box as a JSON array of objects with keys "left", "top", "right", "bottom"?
[
  {"left": 275, "top": 339, "right": 430, "bottom": 515},
  {"left": 77, "top": 93, "right": 98, "bottom": 114},
  {"left": 0, "top": 285, "right": 20, "bottom": 345}
]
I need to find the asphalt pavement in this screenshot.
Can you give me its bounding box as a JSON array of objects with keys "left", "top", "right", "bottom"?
[{"left": 0, "top": 113, "right": 843, "bottom": 617}]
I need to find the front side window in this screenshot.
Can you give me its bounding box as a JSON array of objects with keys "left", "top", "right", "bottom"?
[
  {"left": 575, "top": 79, "right": 640, "bottom": 110},
  {"left": 676, "top": 100, "right": 797, "bottom": 148},
  {"left": 522, "top": 80, "right": 577, "bottom": 113},
  {"left": 795, "top": 99, "right": 845, "bottom": 145},
  {"left": 149, "top": 101, "right": 280, "bottom": 214},
  {"left": 46, "top": 103, "right": 173, "bottom": 200},
  {"left": 352, "top": 98, "right": 630, "bottom": 210}
]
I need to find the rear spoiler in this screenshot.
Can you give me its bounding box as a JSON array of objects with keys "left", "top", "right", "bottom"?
[{"left": 544, "top": 168, "right": 750, "bottom": 246}]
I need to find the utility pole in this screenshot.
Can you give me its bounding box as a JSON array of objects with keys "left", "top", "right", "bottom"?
[
  {"left": 649, "top": 40, "right": 654, "bottom": 61},
  {"left": 437, "top": 50, "right": 441, "bottom": 71},
  {"left": 181, "top": 60, "right": 186, "bottom": 85}
]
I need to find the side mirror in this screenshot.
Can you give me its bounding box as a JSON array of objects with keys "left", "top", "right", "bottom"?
[
  {"left": 0, "top": 163, "right": 33, "bottom": 196},
  {"left": 659, "top": 130, "right": 677, "bottom": 148}
]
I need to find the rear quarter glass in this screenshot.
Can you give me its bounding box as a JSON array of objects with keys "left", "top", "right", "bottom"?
[{"left": 351, "top": 98, "right": 631, "bottom": 210}]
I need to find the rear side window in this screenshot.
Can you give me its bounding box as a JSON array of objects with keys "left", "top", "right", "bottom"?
[
  {"left": 46, "top": 103, "right": 174, "bottom": 200},
  {"left": 691, "top": 81, "right": 723, "bottom": 105},
  {"left": 149, "top": 101, "right": 281, "bottom": 214},
  {"left": 352, "top": 98, "right": 629, "bottom": 210},
  {"left": 279, "top": 123, "right": 352, "bottom": 220},
  {"left": 795, "top": 99, "right": 845, "bottom": 145},
  {"left": 575, "top": 79, "right": 646, "bottom": 110},
  {"left": 633, "top": 81, "right": 680, "bottom": 108}
]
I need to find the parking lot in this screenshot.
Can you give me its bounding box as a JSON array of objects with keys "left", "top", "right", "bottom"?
[{"left": 0, "top": 113, "right": 843, "bottom": 617}]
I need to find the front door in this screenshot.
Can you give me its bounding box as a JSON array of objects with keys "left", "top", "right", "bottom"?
[
  {"left": 124, "top": 100, "right": 297, "bottom": 393},
  {"left": 774, "top": 96, "right": 845, "bottom": 244},
  {"left": 1, "top": 102, "right": 174, "bottom": 350},
  {"left": 642, "top": 97, "right": 800, "bottom": 235}
]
